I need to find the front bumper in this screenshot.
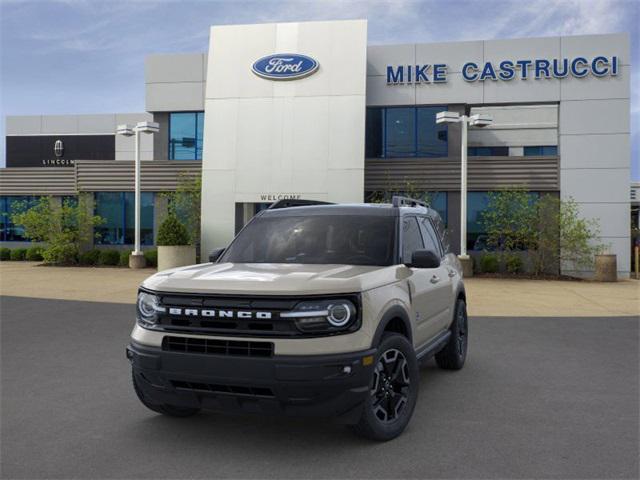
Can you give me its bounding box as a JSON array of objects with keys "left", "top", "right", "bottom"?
[{"left": 127, "top": 341, "right": 376, "bottom": 423}]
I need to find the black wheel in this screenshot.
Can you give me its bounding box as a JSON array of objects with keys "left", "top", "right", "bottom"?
[
  {"left": 351, "top": 333, "right": 419, "bottom": 441},
  {"left": 132, "top": 370, "right": 200, "bottom": 417},
  {"left": 435, "top": 298, "right": 468, "bottom": 370}
]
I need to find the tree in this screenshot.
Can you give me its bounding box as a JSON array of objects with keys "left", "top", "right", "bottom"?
[
  {"left": 163, "top": 173, "right": 201, "bottom": 245},
  {"left": 11, "top": 196, "right": 104, "bottom": 265},
  {"left": 480, "top": 190, "right": 605, "bottom": 276},
  {"left": 480, "top": 188, "right": 537, "bottom": 252}
]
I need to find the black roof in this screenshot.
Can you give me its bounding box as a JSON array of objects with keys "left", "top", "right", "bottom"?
[{"left": 261, "top": 202, "right": 437, "bottom": 218}]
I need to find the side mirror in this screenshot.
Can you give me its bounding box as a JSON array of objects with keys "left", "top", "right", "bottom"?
[
  {"left": 407, "top": 249, "right": 440, "bottom": 269},
  {"left": 208, "top": 248, "right": 225, "bottom": 263}
]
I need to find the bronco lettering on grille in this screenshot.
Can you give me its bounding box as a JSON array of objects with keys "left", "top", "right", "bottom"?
[{"left": 167, "top": 308, "right": 273, "bottom": 320}]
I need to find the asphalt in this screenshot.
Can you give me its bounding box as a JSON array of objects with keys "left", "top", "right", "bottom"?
[{"left": 1, "top": 296, "right": 638, "bottom": 479}]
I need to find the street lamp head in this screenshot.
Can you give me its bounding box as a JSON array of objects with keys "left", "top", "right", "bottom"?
[
  {"left": 116, "top": 124, "right": 135, "bottom": 137},
  {"left": 436, "top": 111, "right": 461, "bottom": 124},
  {"left": 135, "top": 121, "right": 160, "bottom": 134},
  {"left": 469, "top": 114, "right": 493, "bottom": 128}
]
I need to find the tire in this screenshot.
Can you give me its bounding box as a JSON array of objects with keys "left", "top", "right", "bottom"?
[
  {"left": 132, "top": 370, "right": 200, "bottom": 417},
  {"left": 351, "top": 333, "right": 419, "bottom": 441},
  {"left": 435, "top": 298, "right": 468, "bottom": 370}
]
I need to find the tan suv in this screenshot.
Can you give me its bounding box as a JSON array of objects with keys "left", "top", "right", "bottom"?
[{"left": 127, "top": 197, "right": 468, "bottom": 441}]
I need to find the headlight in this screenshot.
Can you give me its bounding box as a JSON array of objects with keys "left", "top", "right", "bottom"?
[
  {"left": 281, "top": 299, "right": 358, "bottom": 333},
  {"left": 136, "top": 291, "right": 165, "bottom": 327}
]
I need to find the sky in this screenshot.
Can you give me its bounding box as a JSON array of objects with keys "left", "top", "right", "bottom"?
[{"left": 1, "top": 0, "right": 638, "bottom": 178}]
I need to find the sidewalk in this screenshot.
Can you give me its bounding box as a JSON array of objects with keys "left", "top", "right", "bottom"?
[{"left": 0, "top": 262, "right": 638, "bottom": 317}]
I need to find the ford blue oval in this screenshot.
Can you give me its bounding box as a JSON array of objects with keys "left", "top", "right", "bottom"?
[{"left": 252, "top": 53, "right": 319, "bottom": 80}]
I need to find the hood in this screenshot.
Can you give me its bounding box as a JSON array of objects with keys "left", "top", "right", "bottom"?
[{"left": 141, "top": 262, "right": 403, "bottom": 295}]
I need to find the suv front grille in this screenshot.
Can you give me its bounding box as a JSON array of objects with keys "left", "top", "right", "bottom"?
[
  {"left": 150, "top": 292, "right": 361, "bottom": 338},
  {"left": 162, "top": 336, "right": 274, "bottom": 357},
  {"left": 171, "top": 380, "right": 274, "bottom": 398}
]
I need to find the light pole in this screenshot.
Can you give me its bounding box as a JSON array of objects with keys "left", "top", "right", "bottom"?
[
  {"left": 116, "top": 121, "right": 159, "bottom": 268},
  {"left": 436, "top": 111, "right": 492, "bottom": 275}
]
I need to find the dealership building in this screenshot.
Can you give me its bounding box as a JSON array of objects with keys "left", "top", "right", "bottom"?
[{"left": 0, "top": 20, "right": 632, "bottom": 276}]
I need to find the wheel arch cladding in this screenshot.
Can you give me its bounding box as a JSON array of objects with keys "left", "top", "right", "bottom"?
[{"left": 371, "top": 305, "right": 412, "bottom": 347}]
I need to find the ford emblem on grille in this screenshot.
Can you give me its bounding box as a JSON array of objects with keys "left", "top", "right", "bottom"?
[{"left": 251, "top": 53, "right": 319, "bottom": 80}]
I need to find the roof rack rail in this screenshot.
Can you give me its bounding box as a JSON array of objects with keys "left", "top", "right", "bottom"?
[
  {"left": 268, "top": 199, "right": 335, "bottom": 210},
  {"left": 391, "top": 195, "right": 429, "bottom": 208}
]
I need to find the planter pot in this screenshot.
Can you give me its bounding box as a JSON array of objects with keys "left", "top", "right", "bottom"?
[
  {"left": 158, "top": 245, "right": 196, "bottom": 272},
  {"left": 594, "top": 254, "right": 617, "bottom": 282}
]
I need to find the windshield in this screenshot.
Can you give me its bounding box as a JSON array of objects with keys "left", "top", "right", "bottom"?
[{"left": 220, "top": 215, "right": 397, "bottom": 266}]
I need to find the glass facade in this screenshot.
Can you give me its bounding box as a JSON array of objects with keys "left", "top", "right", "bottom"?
[
  {"left": 468, "top": 146, "right": 509, "bottom": 156},
  {"left": 95, "top": 192, "right": 154, "bottom": 245},
  {"left": 169, "top": 112, "right": 204, "bottom": 160},
  {"left": 366, "top": 106, "right": 448, "bottom": 158},
  {"left": 524, "top": 145, "right": 558, "bottom": 156},
  {"left": 0, "top": 196, "right": 38, "bottom": 242}
]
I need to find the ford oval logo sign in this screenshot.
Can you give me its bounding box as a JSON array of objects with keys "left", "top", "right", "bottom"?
[{"left": 252, "top": 53, "right": 319, "bottom": 80}]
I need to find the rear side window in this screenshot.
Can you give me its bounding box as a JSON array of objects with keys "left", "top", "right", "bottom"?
[
  {"left": 419, "top": 217, "right": 443, "bottom": 257},
  {"left": 402, "top": 217, "right": 424, "bottom": 263},
  {"left": 430, "top": 213, "right": 450, "bottom": 253}
]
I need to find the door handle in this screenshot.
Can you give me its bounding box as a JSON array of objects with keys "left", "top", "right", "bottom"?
[
  {"left": 448, "top": 269, "right": 457, "bottom": 278},
  {"left": 430, "top": 275, "right": 440, "bottom": 284}
]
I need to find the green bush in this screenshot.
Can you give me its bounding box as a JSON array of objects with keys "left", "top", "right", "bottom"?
[
  {"left": 479, "top": 254, "right": 499, "bottom": 273},
  {"left": 505, "top": 254, "right": 524, "bottom": 274},
  {"left": 98, "top": 249, "right": 120, "bottom": 266},
  {"left": 43, "top": 244, "right": 78, "bottom": 265},
  {"left": 119, "top": 251, "right": 130, "bottom": 267},
  {"left": 157, "top": 214, "right": 190, "bottom": 246},
  {"left": 11, "top": 195, "right": 103, "bottom": 265},
  {"left": 0, "top": 248, "right": 10, "bottom": 261},
  {"left": 144, "top": 249, "right": 158, "bottom": 267},
  {"left": 10, "top": 248, "right": 27, "bottom": 261},
  {"left": 25, "top": 246, "right": 44, "bottom": 261},
  {"left": 79, "top": 249, "right": 101, "bottom": 266}
]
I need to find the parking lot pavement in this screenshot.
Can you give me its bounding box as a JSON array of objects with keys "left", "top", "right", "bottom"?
[{"left": 1, "top": 296, "right": 638, "bottom": 479}]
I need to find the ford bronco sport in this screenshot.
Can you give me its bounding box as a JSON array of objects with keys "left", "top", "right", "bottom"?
[{"left": 127, "top": 196, "right": 468, "bottom": 441}]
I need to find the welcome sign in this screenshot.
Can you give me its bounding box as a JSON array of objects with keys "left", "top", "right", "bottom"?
[{"left": 386, "top": 55, "right": 620, "bottom": 84}]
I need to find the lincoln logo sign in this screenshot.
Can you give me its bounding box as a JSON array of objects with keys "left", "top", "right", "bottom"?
[
  {"left": 252, "top": 53, "right": 319, "bottom": 80},
  {"left": 54, "top": 139, "right": 64, "bottom": 158},
  {"left": 386, "top": 55, "right": 620, "bottom": 84}
]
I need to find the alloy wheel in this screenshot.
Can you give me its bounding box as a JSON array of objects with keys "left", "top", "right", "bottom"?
[{"left": 370, "top": 348, "right": 411, "bottom": 423}]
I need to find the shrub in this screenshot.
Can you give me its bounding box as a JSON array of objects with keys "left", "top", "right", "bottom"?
[
  {"left": 43, "top": 244, "right": 78, "bottom": 265},
  {"left": 479, "top": 254, "right": 499, "bottom": 273},
  {"left": 25, "top": 246, "right": 44, "bottom": 261},
  {"left": 505, "top": 254, "right": 524, "bottom": 274},
  {"left": 10, "top": 248, "right": 27, "bottom": 261},
  {"left": 0, "top": 248, "right": 10, "bottom": 261},
  {"left": 144, "top": 249, "right": 158, "bottom": 267},
  {"left": 11, "top": 196, "right": 104, "bottom": 265},
  {"left": 119, "top": 251, "right": 130, "bottom": 267},
  {"left": 157, "top": 214, "right": 190, "bottom": 246},
  {"left": 79, "top": 249, "right": 101, "bottom": 266},
  {"left": 98, "top": 249, "right": 120, "bottom": 266}
]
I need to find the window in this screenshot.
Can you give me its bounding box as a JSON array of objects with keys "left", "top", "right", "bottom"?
[
  {"left": 220, "top": 215, "right": 396, "bottom": 266},
  {"left": 523, "top": 146, "right": 558, "bottom": 156},
  {"left": 95, "top": 192, "right": 154, "bottom": 245},
  {"left": 169, "top": 112, "right": 204, "bottom": 160},
  {"left": 0, "top": 196, "right": 39, "bottom": 242},
  {"left": 401, "top": 217, "right": 424, "bottom": 263},
  {"left": 429, "top": 192, "right": 448, "bottom": 226},
  {"left": 419, "top": 217, "right": 442, "bottom": 257},
  {"left": 366, "top": 106, "right": 448, "bottom": 158},
  {"left": 468, "top": 146, "right": 509, "bottom": 156},
  {"left": 467, "top": 192, "right": 490, "bottom": 252}
]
